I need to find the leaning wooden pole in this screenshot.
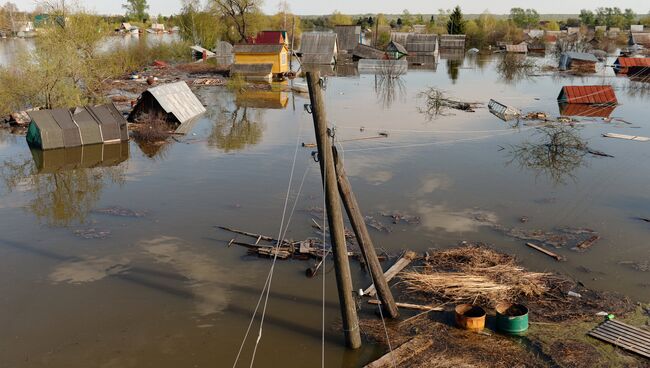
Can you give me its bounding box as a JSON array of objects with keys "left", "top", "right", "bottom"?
[
  {"left": 306, "top": 72, "right": 362, "bottom": 349},
  {"left": 332, "top": 147, "right": 400, "bottom": 319}
]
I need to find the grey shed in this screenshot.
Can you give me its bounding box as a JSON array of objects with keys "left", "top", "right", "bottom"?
[
  {"left": 128, "top": 81, "right": 206, "bottom": 134},
  {"left": 439, "top": 34, "right": 466, "bottom": 49},
  {"left": 334, "top": 25, "right": 361, "bottom": 51},
  {"left": 559, "top": 52, "right": 598, "bottom": 71},
  {"left": 352, "top": 44, "right": 387, "bottom": 60},
  {"left": 299, "top": 32, "right": 338, "bottom": 64}
]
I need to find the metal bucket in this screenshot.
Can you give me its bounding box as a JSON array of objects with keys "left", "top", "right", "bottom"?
[
  {"left": 496, "top": 302, "right": 529, "bottom": 335},
  {"left": 454, "top": 304, "right": 486, "bottom": 332}
]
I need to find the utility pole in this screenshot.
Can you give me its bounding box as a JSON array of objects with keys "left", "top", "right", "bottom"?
[
  {"left": 332, "top": 147, "right": 399, "bottom": 319},
  {"left": 290, "top": 16, "right": 295, "bottom": 71},
  {"left": 306, "top": 72, "right": 362, "bottom": 350}
]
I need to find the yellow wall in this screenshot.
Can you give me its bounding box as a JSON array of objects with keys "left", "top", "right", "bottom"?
[{"left": 234, "top": 47, "right": 289, "bottom": 74}]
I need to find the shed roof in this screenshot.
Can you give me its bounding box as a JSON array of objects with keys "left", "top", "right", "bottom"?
[
  {"left": 334, "top": 25, "right": 361, "bottom": 51},
  {"left": 27, "top": 110, "right": 65, "bottom": 150},
  {"left": 390, "top": 32, "right": 410, "bottom": 46},
  {"left": 563, "top": 52, "right": 598, "bottom": 62},
  {"left": 505, "top": 43, "right": 528, "bottom": 53},
  {"left": 248, "top": 31, "right": 287, "bottom": 45},
  {"left": 352, "top": 44, "right": 386, "bottom": 60},
  {"left": 214, "top": 41, "right": 233, "bottom": 56},
  {"left": 190, "top": 46, "right": 216, "bottom": 57},
  {"left": 559, "top": 103, "right": 616, "bottom": 118},
  {"left": 439, "top": 34, "right": 466, "bottom": 49},
  {"left": 390, "top": 33, "right": 438, "bottom": 54},
  {"left": 558, "top": 86, "right": 617, "bottom": 104},
  {"left": 387, "top": 41, "right": 408, "bottom": 55},
  {"left": 630, "top": 33, "right": 650, "bottom": 46},
  {"left": 615, "top": 57, "right": 650, "bottom": 67},
  {"left": 133, "top": 81, "right": 206, "bottom": 126},
  {"left": 233, "top": 44, "right": 285, "bottom": 54},
  {"left": 299, "top": 32, "right": 338, "bottom": 64}
]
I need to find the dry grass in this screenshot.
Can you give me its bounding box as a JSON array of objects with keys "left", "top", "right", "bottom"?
[
  {"left": 402, "top": 246, "right": 550, "bottom": 306},
  {"left": 130, "top": 114, "right": 172, "bottom": 143},
  {"left": 175, "top": 62, "right": 229, "bottom": 75}
]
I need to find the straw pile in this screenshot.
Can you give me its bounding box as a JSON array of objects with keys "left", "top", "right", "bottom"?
[{"left": 401, "top": 245, "right": 550, "bottom": 306}]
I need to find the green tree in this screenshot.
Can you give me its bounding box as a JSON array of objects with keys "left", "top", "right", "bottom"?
[
  {"left": 123, "top": 0, "right": 149, "bottom": 22},
  {"left": 211, "top": 0, "right": 264, "bottom": 42},
  {"left": 328, "top": 10, "right": 352, "bottom": 26},
  {"left": 178, "top": 0, "right": 224, "bottom": 49},
  {"left": 447, "top": 6, "right": 465, "bottom": 35},
  {"left": 544, "top": 20, "right": 560, "bottom": 31},
  {"left": 579, "top": 9, "right": 595, "bottom": 26},
  {"left": 510, "top": 8, "right": 539, "bottom": 29}
]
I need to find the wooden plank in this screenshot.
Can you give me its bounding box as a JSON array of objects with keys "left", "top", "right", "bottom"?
[
  {"left": 363, "top": 251, "right": 418, "bottom": 297},
  {"left": 363, "top": 336, "right": 433, "bottom": 368},
  {"left": 588, "top": 320, "right": 650, "bottom": 358},
  {"left": 368, "top": 299, "right": 443, "bottom": 312},
  {"left": 525, "top": 242, "right": 565, "bottom": 261},
  {"left": 602, "top": 133, "right": 650, "bottom": 142}
]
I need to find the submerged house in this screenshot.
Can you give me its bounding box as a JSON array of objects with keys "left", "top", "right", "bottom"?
[
  {"left": 233, "top": 44, "right": 290, "bottom": 74},
  {"left": 298, "top": 32, "right": 338, "bottom": 65},
  {"left": 150, "top": 23, "right": 165, "bottom": 33},
  {"left": 386, "top": 41, "right": 408, "bottom": 59},
  {"left": 390, "top": 33, "right": 438, "bottom": 55},
  {"left": 334, "top": 25, "right": 361, "bottom": 52},
  {"left": 128, "top": 81, "right": 206, "bottom": 134},
  {"left": 559, "top": 52, "right": 598, "bottom": 73},
  {"left": 352, "top": 44, "right": 387, "bottom": 61},
  {"left": 613, "top": 57, "right": 650, "bottom": 74},
  {"left": 26, "top": 104, "right": 128, "bottom": 150},
  {"left": 557, "top": 85, "right": 617, "bottom": 104},
  {"left": 558, "top": 103, "right": 617, "bottom": 118},
  {"left": 505, "top": 43, "right": 528, "bottom": 54},
  {"left": 439, "top": 34, "right": 466, "bottom": 49}
]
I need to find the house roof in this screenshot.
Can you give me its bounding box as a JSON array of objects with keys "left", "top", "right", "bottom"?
[
  {"left": 391, "top": 33, "right": 438, "bottom": 54},
  {"left": 563, "top": 52, "right": 598, "bottom": 62},
  {"left": 132, "top": 81, "right": 206, "bottom": 129},
  {"left": 248, "top": 31, "right": 286, "bottom": 45},
  {"left": 559, "top": 103, "right": 616, "bottom": 118},
  {"left": 558, "top": 86, "right": 617, "bottom": 104},
  {"left": 387, "top": 41, "right": 408, "bottom": 55},
  {"left": 233, "top": 44, "right": 286, "bottom": 54},
  {"left": 352, "top": 44, "right": 387, "bottom": 60},
  {"left": 299, "top": 32, "right": 338, "bottom": 64},
  {"left": 615, "top": 57, "right": 650, "bottom": 67},
  {"left": 334, "top": 25, "right": 361, "bottom": 51},
  {"left": 505, "top": 43, "right": 528, "bottom": 53}
]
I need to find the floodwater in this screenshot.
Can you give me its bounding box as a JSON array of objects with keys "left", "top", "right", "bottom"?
[{"left": 1, "top": 47, "right": 650, "bottom": 367}]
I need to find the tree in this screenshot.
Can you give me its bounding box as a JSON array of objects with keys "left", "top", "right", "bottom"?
[
  {"left": 544, "top": 20, "right": 560, "bottom": 31},
  {"left": 447, "top": 6, "right": 465, "bottom": 35},
  {"left": 122, "top": 0, "right": 149, "bottom": 22},
  {"left": 510, "top": 8, "right": 539, "bottom": 29},
  {"left": 579, "top": 9, "right": 595, "bottom": 26},
  {"left": 211, "top": 0, "right": 263, "bottom": 42},
  {"left": 178, "top": 0, "right": 224, "bottom": 48},
  {"left": 328, "top": 10, "right": 352, "bottom": 26}
]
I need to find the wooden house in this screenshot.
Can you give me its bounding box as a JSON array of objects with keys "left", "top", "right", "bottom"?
[
  {"left": 352, "top": 44, "right": 387, "bottom": 61},
  {"left": 439, "top": 34, "right": 466, "bottom": 49},
  {"left": 386, "top": 41, "right": 408, "bottom": 59},
  {"left": 557, "top": 85, "right": 617, "bottom": 105},
  {"left": 233, "top": 44, "right": 290, "bottom": 75},
  {"left": 247, "top": 31, "right": 288, "bottom": 45},
  {"left": 559, "top": 52, "right": 598, "bottom": 73},
  {"left": 629, "top": 33, "right": 650, "bottom": 47},
  {"left": 389, "top": 33, "right": 438, "bottom": 55},
  {"left": 298, "top": 32, "right": 338, "bottom": 65}
]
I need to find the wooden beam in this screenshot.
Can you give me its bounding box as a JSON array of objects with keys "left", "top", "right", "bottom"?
[
  {"left": 363, "top": 336, "right": 433, "bottom": 368},
  {"left": 368, "top": 299, "right": 443, "bottom": 312},
  {"left": 525, "top": 242, "right": 565, "bottom": 261},
  {"left": 363, "top": 251, "right": 417, "bottom": 297}
]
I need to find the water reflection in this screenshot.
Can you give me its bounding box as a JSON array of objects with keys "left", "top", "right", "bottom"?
[
  {"left": 507, "top": 125, "right": 587, "bottom": 184},
  {"left": 208, "top": 105, "right": 265, "bottom": 152},
  {"left": 374, "top": 73, "right": 406, "bottom": 109},
  {"left": 496, "top": 54, "right": 536, "bottom": 84},
  {"left": 558, "top": 103, "right": 617, "bottom": 118},
  {"left": 0, "top": 143, "right": 128, "bottom": 226},
  {"left": 445, "top": 59, "right": 461, "bottom": 83}
]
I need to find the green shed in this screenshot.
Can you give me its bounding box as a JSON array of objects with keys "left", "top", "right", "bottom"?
[{"left": 26, "top": 104, "right": 129, "bottom": 150}]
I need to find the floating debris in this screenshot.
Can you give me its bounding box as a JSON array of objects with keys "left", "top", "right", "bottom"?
[
  {"left": 93, "top": 206, "right": 147, "bottom": 218},
  {"left": 364, "top": 215, "right": 392, "bottom": 233},
  {"left": 619, "top": 261, "right": 649, "bottom": 272},
  {"left": 73, "top": 228, "right": 112, "bottom": 239},
  {"left": 380, "top": 211, "right": 421, "bottom": 225}
]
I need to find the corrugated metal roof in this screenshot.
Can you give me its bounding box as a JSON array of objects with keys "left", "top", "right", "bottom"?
[
  {"left": 505, "top": 43, "right": 528, "bottom": 53},
  {"left": 390, "top": 33, "right": 438, "bottom": 54},
  {"left": 563, "top": 52, "right": 598, "bottom": 62},
  {"left": 353, "top": 44, "right": 386, "bottom": 60},
  {"left": 299, "top": 32, "right": 338, "bottom": 64},
  {"left": 439, "top": 34, "right": 466, "bottom": 49},
  {"left": 233, "top": 44, "right": 285, "bottom": 54},
  {"left": 615, "top": 57, "right": 650, "bottom": 67},
  {"left": 334, "top": 25, "right": 361, "bottom": 51},
  {"left": 390, "top": 32, "right": 410, "bottom": 46},
  {"left": 143, "top": 81, "right": 206, "bottom": 124},
  {"left": 28, "top": 110, "right": 65, "bottom": 150},
  {"left": 559, "top": 103, "right": 616, "bottom": 118},
  {"left": 558, "top": 86, "right": 617, "bottom": 104},
  {"left": 248, "top": 31, "right": 286, "bottom": 45}
]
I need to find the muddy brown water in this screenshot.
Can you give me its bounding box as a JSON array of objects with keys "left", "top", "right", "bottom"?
[{"left": 1, "top": 50, "right": 650, "bottom": 367}]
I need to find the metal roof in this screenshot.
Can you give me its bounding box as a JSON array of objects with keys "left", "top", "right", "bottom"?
[
  {"left": 562, "top": 52, "right": 598, "bottom": 62},
  {"left": 615, "top": 57, "right": 650, "bottom": 67},
  {"left": 558, "top": 86, "right": 617, "bottom": 104},
  {"left": 630, "top": 33, "right": 650, "bottom": 46},
  {"left": 559, "top": 103, "right": 616, "bottom": 118},
  {"left": 299, "top": 32, "right": 338, "bottom": 64},
  {"left": 439, "top": 34, "right": 466, "bottom": 49},
  {"left": 142, "top": 81, "right": 206, "bottom": 125},
  {"left": 387, "top": 41, "right": 408, "bottom": 55},
  {"left": 334, "top": 25, "right": 361, "bottom": 51},
  {"left": 353, "top": 44, "right": 386, "bottom": 60},
  {"left": 233, "top": 44, "right": 286, "bottom": 54}
]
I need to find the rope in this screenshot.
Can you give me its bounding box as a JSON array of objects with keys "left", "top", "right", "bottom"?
[{"left": 321, "top": 125, "right": 328, "bottom": 368}]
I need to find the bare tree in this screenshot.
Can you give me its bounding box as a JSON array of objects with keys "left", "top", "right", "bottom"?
[{"left": 211, "top": 0, "right": 262, "bottom": 42}]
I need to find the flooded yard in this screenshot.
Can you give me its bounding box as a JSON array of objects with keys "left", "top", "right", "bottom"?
[{"left": 1, "top": 51, "right": 649, "bottom": 367}]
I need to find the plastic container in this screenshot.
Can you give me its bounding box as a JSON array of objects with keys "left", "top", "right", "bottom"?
[
  {"left": 495, "top": 302, "right": 529, "bottom": 335},
  {"left": 454, "top": 304, "right": 486, "bottom": 332}
]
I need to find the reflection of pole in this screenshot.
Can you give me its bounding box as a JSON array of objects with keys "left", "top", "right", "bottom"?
[
  {"left": 332, "top": 146, "right": 399, "bottom": 319},
  {"left": 306, "top": 72, "right": 362, "bottom": 350}
]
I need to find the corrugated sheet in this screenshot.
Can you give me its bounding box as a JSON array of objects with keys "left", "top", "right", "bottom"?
[
  {"left": 558, "top": 86, "right": 617, "bottom": 104},
  {"left": 615, "top": 57, "right": 650, "bottom": 67},
  {"left": 50, "top": 109, "right": 82, "bottom": 148},
  {"left": 353, "top": 44, "right": 386, "bottom": 60},
  {"left": 86, "top": 105, "right": 122, "bottom": 142},
  {"left": 390, "top": 33, "right": 438, "bottom": 54},
  {"left": 588, "top": 319, "right": 650, "bottom": 359},
  {"left": 143, "top": 81, "right": 207, "bottom": 125},
  {"left": 559, "top": 52, "right": 598, "bottom": 70},
  {"left": 72, "top": 108, "right": 103, "bottom": 145},
  {"left": 390, "top": 32, "right": 410, "bottom": 46},
  {"left": 357, "top": 59, "right": 408, "bottom": 74},
  {"left": 28, "top": 110, "right": 65, "bottom": 150},
  {"left": 231, "top": 63, "right": 273, "bottom": 75},
  {"left": 630, "top": 25, "right": 644, "bottom": 32},
  {"left": 387, "top": 41, "right": 408, "bottom": 55},
  {"left": 439, "top": 34, "right": 466, "bottom": 49},
  {"left": 234, "top": 44, "right": 284, "bottom": 54},
  {"left": 299, "top": 32, "right": 338, "bottom": 64},
  {"left": 334, "top": 25, "right": 361, "bottom": 51},
  {"left": 488, "top": 99, "right": 521, "bottom": 121},
  {"left": 559, "top": 103, "right": 616, "bottom": 118},
  {"left": 505, "top": 44, "right": 528, "bottom": 53}
]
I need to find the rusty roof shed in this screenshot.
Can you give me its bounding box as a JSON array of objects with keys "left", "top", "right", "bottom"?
[{"left": 557, "top": 85, "right": 617, "bottom": 104}]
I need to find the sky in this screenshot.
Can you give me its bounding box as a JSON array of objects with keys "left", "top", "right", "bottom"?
[{"left": 6, "top": 0, "right": 650, "bottom": 16}]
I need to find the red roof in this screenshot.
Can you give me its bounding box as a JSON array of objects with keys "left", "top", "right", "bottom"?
[
  {"left": 248, "top": 31, "right": 286, "bottom": 45},
  {"left": 615, "top": 57, "right": 650, "bottom": 68},
  {"left": 558, "top": 86, "right": 617, "bottom": 104},
  {"left": 559, "top": 103, "right": 616, "bottom": 118}
]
